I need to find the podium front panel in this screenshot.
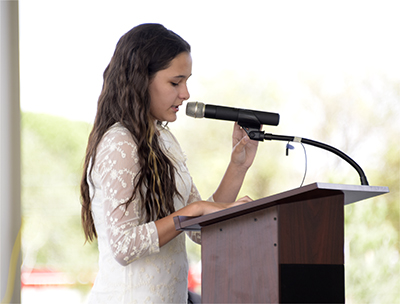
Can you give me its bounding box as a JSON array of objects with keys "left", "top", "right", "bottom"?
[{"left": 201, "top": 206, "right": 279, "bottom": 303}]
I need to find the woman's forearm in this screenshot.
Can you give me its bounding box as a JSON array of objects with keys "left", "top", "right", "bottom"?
[
  {"left": 154, "top": 202, "right": 200, "bottom": 247},
  {"left": 212, "top": 162, "right": 248, "bottom": 203}
]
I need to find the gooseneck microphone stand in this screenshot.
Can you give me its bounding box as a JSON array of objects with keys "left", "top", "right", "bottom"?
[{"left": 240, "top": 125, "right": 369, "bottom": 186}]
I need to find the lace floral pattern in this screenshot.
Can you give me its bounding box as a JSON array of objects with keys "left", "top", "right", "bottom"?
[{"left": 88, "top": 123, "right": 202, "bottom": 303}]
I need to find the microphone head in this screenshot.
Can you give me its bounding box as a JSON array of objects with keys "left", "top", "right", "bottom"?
[{"left": 186, "top": 102, "right": 205, "bottom": 118}]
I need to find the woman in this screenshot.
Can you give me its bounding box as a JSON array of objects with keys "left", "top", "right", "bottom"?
[{"left": 80, "top": 23, "right": 259, "bottom": 303}]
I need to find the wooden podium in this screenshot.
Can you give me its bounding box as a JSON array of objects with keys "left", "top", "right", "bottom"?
[{"left": 174, "top": 183, "right": 389, "bottom": 303}]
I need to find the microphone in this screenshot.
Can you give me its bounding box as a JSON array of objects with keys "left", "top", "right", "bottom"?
[{"left": 186, "top": 101, "right": 280, "bottom": 127}]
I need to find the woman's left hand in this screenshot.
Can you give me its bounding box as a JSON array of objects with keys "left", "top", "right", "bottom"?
[{"left": 230, "top": 122, "right": 260, "bottom": 170}]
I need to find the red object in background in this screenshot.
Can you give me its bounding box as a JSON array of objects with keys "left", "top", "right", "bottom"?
[
  {"left": 22, "top": 265, "right": 200, "bottom": 291},
  {"left": 21, "top": 267, "right": 74, "bottom": 288},
  {"left": 188, "top": 264, "right": 201, "bottom": 292}
]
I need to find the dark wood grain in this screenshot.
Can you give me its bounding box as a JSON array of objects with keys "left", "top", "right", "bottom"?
[{"left": 278, "top": 193, "right": 344, "bottom": 264}]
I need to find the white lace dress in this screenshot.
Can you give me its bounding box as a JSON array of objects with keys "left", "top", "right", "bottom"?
[{"left": 87, "top": 123, "right": 203, "bottom": 304}]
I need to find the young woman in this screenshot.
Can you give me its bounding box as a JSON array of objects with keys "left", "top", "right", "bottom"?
[{"left": 80, "top": 23, "right": 259, "bottom": 303}]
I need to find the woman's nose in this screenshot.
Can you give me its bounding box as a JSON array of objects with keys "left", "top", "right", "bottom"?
[{"left": 180, "top": 84, "right": 190, "bottom": 100}]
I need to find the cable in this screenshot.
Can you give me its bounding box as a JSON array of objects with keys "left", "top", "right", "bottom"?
[
  {"left": 300, "top": 143, "right": 307, "bottom": 187},
  {"left": 286, "top": 142, "right": 308, "bottom": 187}
]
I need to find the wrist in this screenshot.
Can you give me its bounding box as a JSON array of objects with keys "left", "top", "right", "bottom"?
[{"left": 228, "top": 160, "right": 249, "bottom": 174}]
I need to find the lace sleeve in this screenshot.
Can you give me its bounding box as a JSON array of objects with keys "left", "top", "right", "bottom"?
[{"left": 94, "top": 127, "right": 160, "bottom": 266}]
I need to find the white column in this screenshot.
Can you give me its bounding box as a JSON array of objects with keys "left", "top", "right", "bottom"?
[{"left": 1, "top": 1, "right": 21, "bottom": 303}]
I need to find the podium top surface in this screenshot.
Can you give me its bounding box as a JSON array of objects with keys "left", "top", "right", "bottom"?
[
  {"left": 310, "top": 182, "right": 388, "bottom": 205},
  {"left": 174, "top": 182, "right": 389, "bottom": 231}
]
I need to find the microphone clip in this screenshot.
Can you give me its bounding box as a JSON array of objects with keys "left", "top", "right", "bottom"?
[{"left": 239, "top": 124, "right": 265, "bottom": 142}]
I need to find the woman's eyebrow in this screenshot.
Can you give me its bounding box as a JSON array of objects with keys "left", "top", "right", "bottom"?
[{"left": 173, "top": 74, "right": 192, "bottom": 79}]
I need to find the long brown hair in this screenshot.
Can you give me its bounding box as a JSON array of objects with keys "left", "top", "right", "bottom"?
[{"left": 81, "top": 24, "right": 190, "bottom": 242}]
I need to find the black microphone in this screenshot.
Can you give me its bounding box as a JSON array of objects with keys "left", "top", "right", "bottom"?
[{"left": 186, "top": 101, "right": 280, "bottom": 127}]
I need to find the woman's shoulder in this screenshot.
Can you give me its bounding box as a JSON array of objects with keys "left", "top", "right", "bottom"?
[
  {"left": 97, "top": 123, "right": 137, "bottom": 155},
  {"left": 101, "top": 123, "right": 134, "bottom": 143},
  {"left": 94, "top": 123, "right": 138, "bottom": 170},
  {"left": 104, "top": 122, "right": 130, "bottom": 136}
]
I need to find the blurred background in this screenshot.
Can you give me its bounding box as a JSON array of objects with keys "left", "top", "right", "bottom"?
[{"left": 15, "top": 0, "right": 400, "bottom": 303}]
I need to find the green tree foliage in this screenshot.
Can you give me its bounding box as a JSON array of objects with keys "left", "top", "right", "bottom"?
[
  {"left": 344, "top": 138, "right": 400, "bottom": 303},
  {"left": 21, "top": 112, "right": 98, "bottom": 292}
]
